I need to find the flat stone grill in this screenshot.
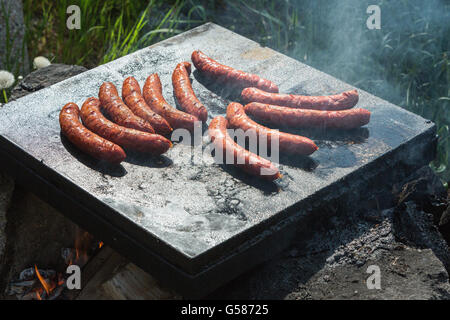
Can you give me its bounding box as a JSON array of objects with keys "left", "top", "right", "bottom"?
[{"left": 0, "top": 23, "right": 436, "bottom": 296}]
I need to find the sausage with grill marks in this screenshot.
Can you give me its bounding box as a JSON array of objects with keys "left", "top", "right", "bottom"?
[
  {"left": 122, "top": 76, "right": 173, "bottom": 136},
  {"left": 244, "top": 102, "right": 371, "bottom": 130},
  {"left": 209, "top": 116, "right": 281, "bottom": 181},
  {"left": 143, "top": 73, "right": 199, "bottom": 132},
  {"left": 241, "top": 87, "right": 359, "bottom": 111},
  {"left": 226, "top": 102, "right": 318, "bottom": 156},
  {"left": 80, "top": 97, "right": 172, "bottom": 155},
  {"left": 59, "top": 102, "right": 126, "bottom": 164},
  {"left": 191, "top": 50, "right": 279, "bottom": 93},
  {"left": 99, "top": 82, "right": 155, "bottom": 134},
  {"left": 172, "top": 62, "right": 208, "bottom": 122}
]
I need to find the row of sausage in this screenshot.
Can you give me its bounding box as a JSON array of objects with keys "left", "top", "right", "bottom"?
[{"left": 59, "top": 50, "right": 371, "bottom": 180}]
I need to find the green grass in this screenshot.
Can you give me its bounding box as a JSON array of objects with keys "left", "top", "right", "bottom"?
[
  {"left": 22, "top": 0, "right": 202, "bottom": 67},
  {"left": 4, "top": 0, "right": 450, "bottom": 182}
]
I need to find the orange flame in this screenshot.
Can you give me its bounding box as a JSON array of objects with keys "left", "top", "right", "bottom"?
[
  {"left": 36, "top": 291, "right": 42, "bottom": 300},
  {"left": 74, "top": 230, "right": 92, "bottom": 266},
  {"left": 99, "top": 242, "right": 104, "bottom": 249},
  {"left": 34, "top": 265, "right": 51, "bottom": 296},
  {"left": 58, "top": 275, "right": 65, "bottom": 286}
]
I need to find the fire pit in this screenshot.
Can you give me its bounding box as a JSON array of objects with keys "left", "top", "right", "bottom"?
[{"left": 0, "top": 23, "right": 437, "bottom": 297}]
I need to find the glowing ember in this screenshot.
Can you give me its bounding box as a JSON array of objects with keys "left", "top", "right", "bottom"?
[{"left": 73, "top": 231, "right": 93, "bottom": 266}]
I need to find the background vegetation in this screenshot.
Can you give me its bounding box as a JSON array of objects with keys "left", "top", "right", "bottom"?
[{"left": 2, "top": 0, "right": 449, "bottom": 182}]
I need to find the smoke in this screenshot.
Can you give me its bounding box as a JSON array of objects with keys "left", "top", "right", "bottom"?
[
  {"left": 195, "top": 0, "right": 449, "bottom": 178},
  {"left": 285, "top": 0, "right": 449, "bottom": 112},
  {"left": 199, "top": 0, "right": 448, "bottom": 111},
  {"left": 286, "top": 0, "right": 450, "bottom": 179}
]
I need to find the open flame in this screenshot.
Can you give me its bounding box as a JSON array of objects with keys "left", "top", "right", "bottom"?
[
  {"left": 34, "top": 265, "right": 51, "bottom": 295},
  {"left": 73, "top": 230, "right": 92, "bottom": 267},
  {"left": 9, "top": 229, "right": 105, "bottom": 300}
]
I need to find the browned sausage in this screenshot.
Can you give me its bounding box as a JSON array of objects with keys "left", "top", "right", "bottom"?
[
  {"left": 226, "top": 102, "right": 318, "bottom": 155},
  {"left": 209, "top": 116, "right": 281, "bottom": 181},
  {"left": 172, "top": 62, "right": 208, "bottom": 122},
  {"left": 244, "top": 102, "right": 371, "bottom": 129},
  {"left": 59, "top": 102, "right": 126, "bottom": 164},
  {"left": 191, "top": 50, "right": 279, "bottom": 93},
  {"left": 143, "top": 73, "right": 199, "bottom": 132},
  {"left": 122, "top": 76, "right": 173, "bottom": 136},
  {"left": 241, "top": 87, "right": 359, "bottom": 111},
  {"left": 80, "top": 97, "right": 172, "bottom": 155},
  {"left": 99, "top": 82, "right": 155, "bottom": 134}
]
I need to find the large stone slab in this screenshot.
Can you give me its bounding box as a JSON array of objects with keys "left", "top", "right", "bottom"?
[{"left": 0, "top": 23, "right": 437, "bottom": 296}]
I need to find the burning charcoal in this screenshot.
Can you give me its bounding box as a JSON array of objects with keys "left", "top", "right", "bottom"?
[
  {"left": 21, "top": 292, "right": 39, "bottom": 300},
  {"left": 19, "top": 267, "right": 36, "bottom": 281},
  {"left": 7, "top": 280, "right": 35, "bottom": 296},
  {"left": 19, "top": 266, "right": 56, "bottom": 281},
  {"left": 92, "top": 240, "right": 104, "bottom": 251},
  {"left": 48, "top": 285, "right": 65, "bottom": 300},
  {"left": 17, "top": 290, "right": 45, "bottom": 300},
  {"left": 39, "top": 290, "right": 49, "bottom": 300},
  {"left": 38, "top": 269, "right": 56, "bottom": 279}
]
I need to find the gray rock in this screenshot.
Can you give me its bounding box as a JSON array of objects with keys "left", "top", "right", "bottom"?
[
  {"left": 10, "top": 64, "right": 88, "bottom": 101},
  {"left": 0, "top": 0, "right": 28, "bottom": 74}
]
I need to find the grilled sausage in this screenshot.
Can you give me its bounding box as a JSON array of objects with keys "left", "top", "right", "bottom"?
[
  {"left": 241, "top": 87, "right": 359, "bottom": 111},
  {"left": 244, "top": 102, "right": 371, "bottom": 130},
  {"left": 226, "top": 102, "right": 318, "bottom": 155},
  {"left": 80, "top": 97, "right": 172, "bottom": 155},
  {"left": 209, "top": 116, "right": 281, "bottom": 181},
  {"left": 191, "top": 50, "right": 279, "bottom": 93},
  {"left": 143, "top": 73, "right": 199, "bottom": 132},
  {"left": 122, "top": 76, "right": 173, "bottom": 136},
  {"left": 99, "top": 82, "right": 155, "bottom": 133},
  {"left": 172, "top": 62, "right": 208, "bottom": 122},
  {"left": 59, "top": 102, "right": 126, "bottom": 164}
]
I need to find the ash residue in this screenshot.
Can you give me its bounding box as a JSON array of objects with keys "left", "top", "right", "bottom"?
[
  {"left": 207, "top": 178, "right": 247, "bottom": 220},
  {"left": 210, "top": 165, "right": 450, "bottom": 299}
]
